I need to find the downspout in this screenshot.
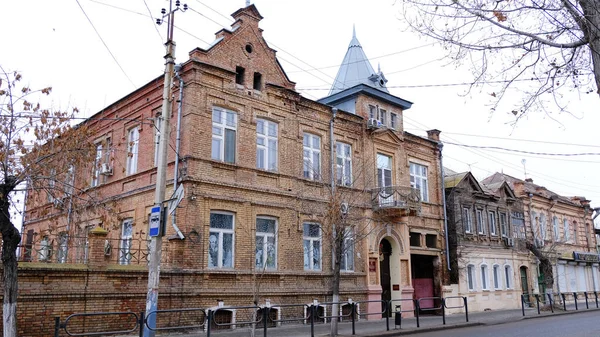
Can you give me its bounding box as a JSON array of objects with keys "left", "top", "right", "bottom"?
[
  {"left": 438, "top": 143, "right": 451, "bottom": 271},
  {"left": 330, "top": 107, "right": 338, "bottom": 264},
  {"left": 170, "top": 64, "right": 185, "bottom": 240}
]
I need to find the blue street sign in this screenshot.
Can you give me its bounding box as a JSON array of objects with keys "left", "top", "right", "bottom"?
[{"left": 149, "top": 206, "right": 162, "bottom": 237}]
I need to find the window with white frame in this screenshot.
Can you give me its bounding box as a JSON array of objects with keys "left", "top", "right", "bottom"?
[
  {"left": 303, "top": 223, "right": 321, "bottom": 271},
  {"left": 119, "top": 219, "right": 133, "bottom": 265},
  {"left": 57, "top": 232, "right": 68, "bottom": 263},
  {"left": 573, "top": 221, "right": 579, "bottom": 244},
  {"left": 476, "top": 209, "right": 485, "bottom": 235},
  {"left": 540, "top": 212, "right": 547, "bottom": 240},
  {"left": 212, "top": 107, "right": 237, "bottom": 164},
  {"left": 463, "top": 207, "right": 473, "bottom": 233},
  {"left": 255, "top": 217, "right": 277, "bottom": 270},
  {"left": 481, "top": 265, "right": 489, "bottom": 290},
  {"left": 154, "top": 114, "right": 162, "bottom": 167},
  {"left": 512, "top": 212, "right": 525, "bottom": 239},
  {"left": 91, "top": 143, "right": 103, "bottom": 187},
  {"left": 504, "top": 265, "right": 512, "bottom": 289},
  {"left": 493, "top": 265, "right": 501, "bottom": 290},
  {"left": 303, "top": 133, "right": 321, "bottom": 180},
  {"left": 564, "top": 218, "right": 570, "bottom": 242},
  {"left": 65, "top": 164, "right": 75, "bottom": 195},
  {"left": 379, "top": 109, "right": 387, "bottom": 125},
  {"left": 336, "top": 142, "right": 352, "bottom": 186},
  {"left": 38, "top": 236, "right": 50, "bottom": 261},
  {"left": 126, "top": 127, "right": 139, "bottom": 175},
  {"left": 409, "top": 163, "right": 428, "bottom": 202},
  {"left": 489, "top": 211, "right": 497, "bottom": 236},
  {"left": 209, "top": 212, "right": 235, "bottom": 268},
  {"left": 500, "top": 212, "right": 508, "bottom": 237},
  {"left": 256, "top": 119, "right": 278, "bottom": 171},
  {"left": 47, "top": 168, "right": 56, "bottom": 203},
  {"left": 368, "top": 105, "right": 376, "bottom": 119},
  {"left": 467, "top": 264, "right": 476, "bottom": 291},
  {"left": 390, "top": 113, "right": 397, "bottom": 130},
  {"left": 341, "top": 226, "right": 354, "bottom": 272},
  {"left": 377, "top": 154, "right": 393, "bottom": 205},
  {"left": 553, "top": 216, "right": 560, "bottom": 241}
]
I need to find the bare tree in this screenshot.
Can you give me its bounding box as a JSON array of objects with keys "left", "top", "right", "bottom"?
[
  {"left": 0, "top": 68, "right": 99, "bottom": 337},
  {"left": 399, "top": 0, "right": 600, "bottom": 119}
]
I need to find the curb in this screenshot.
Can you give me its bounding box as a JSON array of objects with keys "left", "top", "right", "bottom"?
[{"left": 335, "top": 322, "right": 484, "bottom": 337}]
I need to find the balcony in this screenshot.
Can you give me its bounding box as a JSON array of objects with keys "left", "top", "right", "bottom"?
[{"left": 371, "top": 186, "right": 421, "bottom": 215}]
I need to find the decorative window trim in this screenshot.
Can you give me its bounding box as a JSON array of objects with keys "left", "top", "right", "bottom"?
[
  {"left": 208, "top": 211, "right": 236, "bottom": 269},
  {"left": 255, "top": 216, "right": 277, "bottom": 270},
  {"left": 489, "top": 211, "right": 497, "bottom": 236},
  {"left": 303, "top": 222, "right": 322, "bottom": 271},
  {"left": 463, "top": 207, "right": 473, "bottom": 234},
  {"left": 212, "top": 107, "right": 238, "bottom": 164},
  {"left": 492, "top": 264, "right": 502, "bottom": 290},
  {"left": 504, "top": 265, "right": 513, "bottom": 289},
  {"left": 336, "top": 142, "right": 352, "bottom": 187},
  {"left": 466, "top": 264, "right": 476, "bottom": 291},
  {"left": 303, "top": 133, "right": 321, "bottom": 180},
  {"left": 409, "top": 162, "right": 429, "bottom": 202},
  {"left": 256, "top": 119, "right": 278, "bottom": 171},
  {"left": 476, "top": 209, "right": 485, "bottom": 235}
]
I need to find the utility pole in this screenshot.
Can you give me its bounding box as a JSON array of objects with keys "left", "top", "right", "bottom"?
[{"left": 145, "top": 1, "right": 186, "bottom": 336}]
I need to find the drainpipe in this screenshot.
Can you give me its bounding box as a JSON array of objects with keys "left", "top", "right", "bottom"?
[
  {"left": 170, "top": 64, "right": 185, "bottom": 240},
  {"left": 438, "top": 143, "right": 451, "bottom": 271},
  {"left": 330, "top": 107, "right": 338, "bottom": 264}
]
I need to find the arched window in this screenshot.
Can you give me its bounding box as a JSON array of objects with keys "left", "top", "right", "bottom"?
[{"left": 466, "top": 264, "right": 476, "bottom": 291}]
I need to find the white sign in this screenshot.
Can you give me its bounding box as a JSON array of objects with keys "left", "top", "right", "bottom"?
[
  {"left": 168, "top": 184, "right": 185, "bottom": 215},
  {"left": 149, "top": 206, "right": 162, "bottom": 237}
]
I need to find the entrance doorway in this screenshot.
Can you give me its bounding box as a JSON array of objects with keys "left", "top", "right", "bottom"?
[
  {"left": 520, "top": 266, "right": 530, "bottom": 305},
  {"left": 411, "top": 254, "right": 435, "bottom": 311},
  {"left": 379, "top": 239, "right": 392, "bottom": 316}
]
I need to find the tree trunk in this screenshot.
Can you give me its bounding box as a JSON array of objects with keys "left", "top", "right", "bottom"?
[
  {"left": 576, "top": 0, "right": 600, "bottom": 94},
  {"left": 330, "top": 233, "right": 343, "bottom": 337},
  {"left": 1, "top": 190, "right": 21, "bottom": 337}
]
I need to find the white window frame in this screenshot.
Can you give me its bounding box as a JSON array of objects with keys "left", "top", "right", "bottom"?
[
  {"left": 512, "top": 212, "right": 525, "bottom": 239},
  {"left": 540, "top": 212, "right": 547, "bottom": 240},
  {"left": 500, "top": 212, "right": 508, "bottom": 237},
  {"left": 336, "top": 142, "right": 352, "bottom": 187},
  {"left": 493, "top": 264, "right": 502, "bottom": 290},
  {"left": 504, "top": 265, "right": 513, "bottom": 289},
  {"left": 564, "top": 218, "right": 570, "bottom": 242},
  {"left": 379, "top": 108, "right": 387, "bottom": 126},
  {"left": 303, "top": 223, "right": 322, "bottom": 271},
  {"left": 368, "top": 105, "right": 376, "bottom": 119},
  {"left": 341, "top": 226, "right": 354, "bottom": 272},
  {"left": 256, "top": 119, "right": 278, "bottom": 171},
  {"left": 409, "top": 162, "right": 428, "bottom": 202},
  {"left": 119, "top": 219, "right": 133, "bottom": 265},
  {"left": 377, "top": 154, "right": 393, "bottom": 206},
  {"left": 255, "top": 216, "right": 277, "bottom": 270},
  {"left": 481, "top": 264, "right": 489, "bottom": 290},
  {"left": 212, "top": 107, "right": 238, "bottom": 164},
  {"left": 303, "top": 133, "right": 321, "bottom": 180},
  {"left": 553, "top": 216, "right": 560, "bottom": 241},
  {"left": 476, "top": 209, "right": 485, "bottom": 235},
  {"left": 91, "top": 143, "right": 103, "bottom": 187},
  {"left": 467, "top": 264, "right": 476, "bottom": 291},
  {"left": 57, "top": 232, "right": 68, "bottom": 263},
  {"left": 463, "top": 207, "right": 473, "bottom": 234},
  {"left": 38, "top": 236, "right": 50, "bottom": 262},
  {"left": 489, "top": 211, "right": 497, "bottom": 236},
  {"left": 208, "top": 211, "right": 235, "bottom": 269},
  {"left": 126, "top": 127, "right": 139, "bottom": 175},
  {"left": 390, "top": 112, "right": 397, "bottom": 129}
]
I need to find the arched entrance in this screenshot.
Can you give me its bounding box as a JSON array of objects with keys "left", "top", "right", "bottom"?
[{"left": 379, "top": 238, "right": 392, "bottom": 316}]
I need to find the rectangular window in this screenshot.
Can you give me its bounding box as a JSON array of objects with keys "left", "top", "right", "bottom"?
[
  {"left": 489, "top": 211, "right": 497, "bottom": 236},
  {"left": 564, "top": 218, "right": 570, "bottom": 242},
  {"left": 336, "top": 142, "right": 352, "bottom": 186},
  {"left": 119, "top": 219, "right": 133, "bottom": 265},
  {"left": 38, "top": 236, "right": 50, "bottom": 262},
  {"left": 481, "top": 265, "right": 488, "bottom": 290},
  {"left": 467, "top": 265, "right": 475, "bottom": 291},
  {"left": 212, "top": 107, "right": 237, "bottom": 164},
  {"left": 425, "top": 234, "right": 437, "bottom": 248},
  {"left": 57, "top": 232, "right": 68, "bottom": 263},
  {"left": 512, "top": 212, "right": 525, "bottom": 239},
  {"left": 553, "top": 216, "right": 560, "bottom": 241},
  {"left": 463, "top": 208, "right": 472, "bottom": 233},
  {"left": 409, "top": 162, "right": 428, "bottom": 202},
  {"left": 65, "top": 165, "right": 75, "bottom": 196},
  {"left": 253, "top": 72, "right": 262, "bottom": 91},
  {"left": 209, "top": 212, "right": 235, "bottom": 268},
  {"left": 47, "top": 168, "right": 56, "bottom": 203},
  {"left": 500, "top": 212, "right": 508, "bottom": 237},
  {"left": 303, "top": 223, "right": 321, "bottom": 271},
  {"left": 540, "top": 213, "right": 547, "bottom": 240},
  {"left": 368, "top": 105, "right": 376, "bottom": 119},
  {"left": 126, "top": 127, "right": 139, "bottom": 175},
  {"left": 154, "top": 115, "right": 162, "bottom": 167},
  {"left": 409, "top": 232, "right": 421, "bottom": 247},
  {"left": 256, "top": 119, "right": 278, "bottom": 171},
  {"left": 341, "top": 227, "right": 354, "bottom": 272},
  {"left": 377, "top": 154, "right": 393, "bottom": 206},
  {"left": 493, "top": 265, "right": 501, "bottom": 289},
  {"left": 476, "top": 209, "right": 485, "bottom": 235},
  {"left": 303, "top": 133, "right": 321, "bottom": 180},
  {"left": 235, "top": 66, "right": 245, "bottom": 85},
  {"left": 505, "top": 266, "right": 512, "bottom": 289},
  {"left": 390, "top": 113, "right": 397, "bottom": 129},
  {"left": 91, "top": 143, "right": 103, "bottom": 187},
  {"left": 256, "top": 217, "right": 277, "bottom": 270},
  {"left": 379, "top": 109, "right": 387, "bottom": 125}
]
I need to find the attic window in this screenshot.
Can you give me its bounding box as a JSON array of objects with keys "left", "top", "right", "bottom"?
[
  {"left": 253, "top": 72, "right": 262, "bottom": 91},
  {"left": 235, "top": 66, "right": 245, "bottom": 85},
  {"left": 245, "top": 44, "right": 253, "bottom": 53}
]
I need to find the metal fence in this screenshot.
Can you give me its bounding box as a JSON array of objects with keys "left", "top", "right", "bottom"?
[{"left": 521, "top": 291, "right": 600, "bottom": 316}]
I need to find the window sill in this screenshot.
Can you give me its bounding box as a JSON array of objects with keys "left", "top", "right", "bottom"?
[
  {"left": 257, "top": 169, "right": 280, "bottom": 178},
  {"left": 301, "top": 178, "right": 325, "bottom": 187},
  {"left": 211, "top": 160, "right": 237, "bottom": 171}
]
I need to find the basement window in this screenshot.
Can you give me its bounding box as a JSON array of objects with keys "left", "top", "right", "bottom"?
[
  {"left": 235, "top": 66, "right": 245, "bottom": 85},
  {"left": 253, "top": 72, "right": 262, "bottom": 91}
]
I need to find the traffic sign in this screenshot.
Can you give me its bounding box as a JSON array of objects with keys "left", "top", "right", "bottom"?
[
  {"left": 168, "top": 184, "right": 185, "bottom": 215},
  {"left": 149, "top": 206, "right": 162, "bottom": 237}
]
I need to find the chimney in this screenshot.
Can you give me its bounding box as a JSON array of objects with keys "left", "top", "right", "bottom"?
[
  {"left": 525, "top": 178, "right": 533, "bottom": 183},
  {"left": 427, "top": 129, "right": 441, "bottom": 142}
]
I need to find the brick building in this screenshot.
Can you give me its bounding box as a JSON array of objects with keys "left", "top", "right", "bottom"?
[{"left": 19, "top": 4, "right": 446, "bottom": 332}]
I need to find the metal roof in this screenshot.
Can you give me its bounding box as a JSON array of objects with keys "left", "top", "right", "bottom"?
[{"left": 328, "top": 27, "right": 389, "bottom": 96}]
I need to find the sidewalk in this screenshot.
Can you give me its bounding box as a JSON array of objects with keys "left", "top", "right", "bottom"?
[{"left": 146, "top": 304, "right": 600, "bottom": 337}]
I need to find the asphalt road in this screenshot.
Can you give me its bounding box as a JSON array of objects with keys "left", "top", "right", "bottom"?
[{"left": 402, "top": 311, "right": 600, "bottom": 337}]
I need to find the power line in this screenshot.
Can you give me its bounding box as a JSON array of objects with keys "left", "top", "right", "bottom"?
[
  {"left": 441, "top": 131, "right": 600, "bottom": 149},
  {"left": 75, "top": 0, "right": 136, "bottom": 88},
  {"left": 443, "top": 142, "right": 600, "bottom": 157},
  {"left": 142, "top": 0, "right": 164, "bottom": 44}
]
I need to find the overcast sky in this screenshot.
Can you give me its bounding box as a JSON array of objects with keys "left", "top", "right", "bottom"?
[{"left": 3, "top": 0, "right": 600, "bottom": 224}]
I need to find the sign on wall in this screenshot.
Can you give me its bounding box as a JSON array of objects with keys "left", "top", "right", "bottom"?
[{"left": 573, "top": 251, "right": 600, "bottom": 263}]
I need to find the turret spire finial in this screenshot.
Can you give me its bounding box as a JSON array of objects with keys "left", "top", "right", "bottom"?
[{"left": 352, "top": 24, "right": 356, "bottom": 38}]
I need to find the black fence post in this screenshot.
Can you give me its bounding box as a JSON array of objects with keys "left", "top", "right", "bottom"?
[
  {"left": 548, "top": 294, "right": 554, "bottom": 313},
  {"left": 54, "top": 317, "right": 60, "bottom": 337},
  {"left": 310, "top": 305, "right": 315, "bottom": 337},
  {"left": 139, "top": 311, "right": 145, "bottom": 337},
  {"left": 585, "top": 292, "right": 589, "bottom": 309},
  {"left": 521, "top": 295, "right": 525, "bottom": 316},
  {"left": 351, "top": 302, "right": 356, "bottom": 336},
  {"left": 207, "top": 310, "right": 213, "bottom": 337},
  {"left": 263, "top": 306, "right": 268, "bottom": 337},
  {"left": 574, "top": 293, "right": 579, "bottom": 311},
  {"left": 595, "top": 292, "right": 599, "bottom": 308},
  {"left": 464, "top": 296, "right": 469, "bottom": 322},
  {"left": 415, "top": 299, "right": 420, "bottom": 328},
  {"left": 385, "top": 301, "right": 390, "bottom": 331},
  {"left": 442, "top": 298, "right": 446, "bottom": 325},
  {"left": 535, "top": 294, "right": 540, "bottom": 315},
  {"left": 561, "top": 293, "right": 567, "bottom": 311}
]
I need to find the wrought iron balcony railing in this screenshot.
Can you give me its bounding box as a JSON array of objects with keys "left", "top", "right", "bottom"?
[{"left": 370, "top": 186, "right": 421, "bottom": 213}]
